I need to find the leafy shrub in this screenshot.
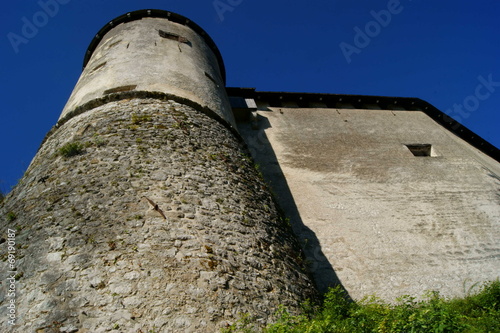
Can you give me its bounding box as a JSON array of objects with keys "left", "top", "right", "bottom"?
[{"left": 225, "top": 281, "right": 500, "bottom": 333}]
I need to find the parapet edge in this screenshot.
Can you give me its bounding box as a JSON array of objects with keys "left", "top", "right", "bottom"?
[{"left": 83, "top": 9, "right": 226, "bottom": 84}]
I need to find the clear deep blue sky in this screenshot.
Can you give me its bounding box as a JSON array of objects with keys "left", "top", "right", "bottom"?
[{"left": 1, "top": 0, "right": 499, "bottom": 192}]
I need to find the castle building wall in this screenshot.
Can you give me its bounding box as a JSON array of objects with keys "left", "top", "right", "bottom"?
[
  {"left": 2, "top": 7, "right": 499, "bottom": 331},
  {"left": 238, "top": 106, "right": 500, "bottom": 302}
]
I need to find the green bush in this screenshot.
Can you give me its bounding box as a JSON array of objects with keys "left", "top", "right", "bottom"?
[
  {"left": 58, "top": 141, "right": 84, "bottom": 157},
  {"left": 224, "top": 280, "right": 500, "bottom": 333}
]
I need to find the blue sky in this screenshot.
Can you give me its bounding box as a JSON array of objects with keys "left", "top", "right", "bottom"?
[{"left": 1, "top": 0, "right": 499, "bottom": 192}]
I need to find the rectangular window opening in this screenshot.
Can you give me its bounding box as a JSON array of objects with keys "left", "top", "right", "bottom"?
[
  {"left": 158, "top": 30, "right": 189, "bottom": 44},
  {"left": 405, "top": 144, "right": 433, "bottom": 157}
]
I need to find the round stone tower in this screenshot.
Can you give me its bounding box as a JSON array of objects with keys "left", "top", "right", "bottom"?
[
  {"left": 0, "top": 9, "right": 317, "bottom": 332},
  {"left": 61, "top": 9, "right": 235, "bottom": 128}
]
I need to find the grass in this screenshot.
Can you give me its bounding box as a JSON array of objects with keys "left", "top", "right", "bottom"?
[
  {"left": 58, "top": 141, "right": 84, "bottom": 157},
  {"left": 90, "top": 134, "right": 106, "bottom": 147},
  {"left": 6, "top": 211, "right": 17, "bottom": 222},
  {"left": 223, "top": 280, "right": 500, "bottom": 333},
  {"left": 131, "top": 113, "right": 152, "bottom": 124}
]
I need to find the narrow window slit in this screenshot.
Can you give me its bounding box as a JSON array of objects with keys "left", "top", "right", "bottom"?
[
  {"left": 107, "top": 40, "right": 122, "bottom": 49},
  {"left": 90, "top": 62, "right": 107, "bottom": 73},
  {"left": 205, "top": 72, "right": 220, "bottom": 87},
  {"left": 103, "top": 85, "right": 137, "bottom": 95}
]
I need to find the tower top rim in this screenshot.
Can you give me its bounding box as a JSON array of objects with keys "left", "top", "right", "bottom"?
[{"left": 82, "top": 9, "right": 226, "bottom": 84}]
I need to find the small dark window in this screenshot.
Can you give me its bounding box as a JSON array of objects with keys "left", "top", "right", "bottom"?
[
  {"left": 405, "top": 144, "right": 433, "bottom": 157},
  {"left": 158, "top": 30, "right": 189, "bottom": 44}
]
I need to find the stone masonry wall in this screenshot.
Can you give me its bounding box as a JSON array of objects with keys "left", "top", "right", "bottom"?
[{"left": 0, "top": 98, "right": 317, "bottom": 332}]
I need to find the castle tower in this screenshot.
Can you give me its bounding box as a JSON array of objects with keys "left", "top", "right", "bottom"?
[{"left": 0, "top": 10, "right": 317, "bottom": 332}]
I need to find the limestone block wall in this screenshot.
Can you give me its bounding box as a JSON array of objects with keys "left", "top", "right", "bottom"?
[{"left": 0, "top": 98, "right": 317, "bottom": 332}]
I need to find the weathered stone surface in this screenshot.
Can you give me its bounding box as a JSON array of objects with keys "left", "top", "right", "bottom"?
[
  {"left": 239, "top": 106, "right": 500, "bottom": 302},
  {"left": 0, "top": 98, "right": 317, "bottom": 332}
]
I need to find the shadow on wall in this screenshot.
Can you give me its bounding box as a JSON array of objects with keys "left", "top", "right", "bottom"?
[
  {"left": 482, "top": 167, "right": 500, "bottom": 199},
  {"left": 237, "top": 111, "right": 351, "bottom": 300}
]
